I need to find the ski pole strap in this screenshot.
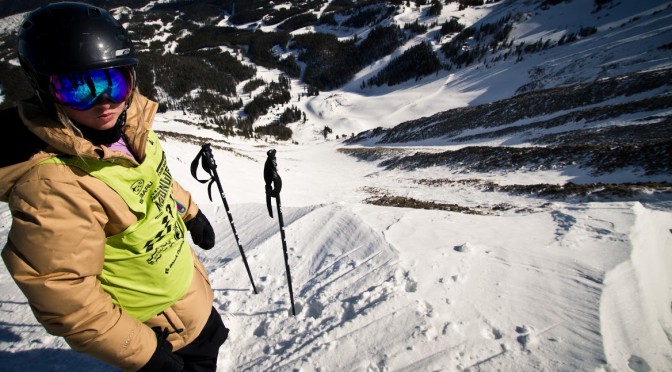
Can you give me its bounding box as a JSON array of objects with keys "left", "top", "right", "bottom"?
[
  {"left": 190, "top": 144, "right": 218, "bottom": 201},
  {"left": 264, "top": 149, "right": 282, "bottom": 217}
]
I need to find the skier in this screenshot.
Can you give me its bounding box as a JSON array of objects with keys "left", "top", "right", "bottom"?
[{"left": 0, "top": 2, "right": 228, "bottom": 371}]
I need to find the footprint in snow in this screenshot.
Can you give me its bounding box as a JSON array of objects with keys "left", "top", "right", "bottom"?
[
  {"left": 416, "top": 300, "right": 433, "bottom": 317},
  {"left": 454, "top": 242, "right": 472, "bottom": 253},
  {"left": 307, "top": 300, "right": 324, "bottom": 319},
  {"left": 405, "top": 277, "right": 418, "bottom": 292},
  {"left": 289, "top": 301, "right": 304, "bottom": 316},
  {"left": 253, "top": 320, "right": 269, "bottom": 337},
  {"left": 628, "top": 355, "right": 651, "bottom": 372},
  {"left": 515, "top": 325, "right": 537, "bottom": 350},
  {"left": 482, "top": 327, "right": 503, "bottom": 340}
]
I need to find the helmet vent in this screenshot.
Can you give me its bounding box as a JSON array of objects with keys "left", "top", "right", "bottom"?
[
  {"left": 21, "top": 20, "right": 34, "bottom": 31},
  {"left": 87, "top": 7, "right": 103, "bottom": 17}
]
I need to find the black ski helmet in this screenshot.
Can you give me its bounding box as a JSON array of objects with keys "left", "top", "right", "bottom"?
[{"left": 17, "top": 1, "right": 139, "bottom": 105}]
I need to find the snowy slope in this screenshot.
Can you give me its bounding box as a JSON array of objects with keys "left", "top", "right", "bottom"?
[
  {"left": 295, "top": 0, "right": 672, "bottom": 138},
  {"left": 1, "top": 0, "right": 672, "bottom": 371},
  {"left": 2, "top": 120, "right": 670, "bottom": 371}
]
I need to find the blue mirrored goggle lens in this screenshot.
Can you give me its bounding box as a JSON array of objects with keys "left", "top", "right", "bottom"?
[{"left": 51, "top": 67, "right": 132, "bottom": 110}]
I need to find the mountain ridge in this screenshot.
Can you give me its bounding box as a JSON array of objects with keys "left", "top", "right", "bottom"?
[{"left": 0, "top": 0, "right": 670, "bottom": 184}]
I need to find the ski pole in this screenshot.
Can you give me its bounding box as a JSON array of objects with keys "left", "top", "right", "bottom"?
[
  {"left": 191, "top": 144, "right": 258, "bottom": 294},
  {"left": 264, "top": 149, "right": 296, "bottom": 316}
]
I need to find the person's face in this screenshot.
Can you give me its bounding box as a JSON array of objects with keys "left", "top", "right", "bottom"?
[{"left": 62, "top": 98, "right": 125, "bottom": 130}]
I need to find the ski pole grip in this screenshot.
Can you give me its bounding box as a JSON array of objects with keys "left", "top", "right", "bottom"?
[
  {"left": 264, "top": 149, "right": 282, "bottom": 196},
  {"left": 201, "top": 143, "right": 217, "bottom": 172},
  {"left": 191, "top": 144, "right": 213, "bottom": 182}
]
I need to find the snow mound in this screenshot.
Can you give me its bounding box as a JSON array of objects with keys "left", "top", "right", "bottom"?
[{"left": 600, "top": 203, "right": 672, "bottom": 372}]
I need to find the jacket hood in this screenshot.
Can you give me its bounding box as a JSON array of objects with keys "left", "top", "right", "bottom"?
[{"left": 0, "top": 93, "right": 158, "bottom": 202}]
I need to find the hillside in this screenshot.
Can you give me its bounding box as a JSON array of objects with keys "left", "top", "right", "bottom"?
[
  {"left": 344, "top": 67, "right": 672, "bottom": 186},
  {"left": 1, "top": 0, "right": 671, "bottom": 140}
]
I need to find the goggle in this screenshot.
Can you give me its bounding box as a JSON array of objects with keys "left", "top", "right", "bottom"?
[{"left": 50, "top": 66, "right": 134, "bottom": 111}]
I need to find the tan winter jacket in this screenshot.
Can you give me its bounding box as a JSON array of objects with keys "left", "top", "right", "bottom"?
[{"left": 0, "top": 93, "right": 214, "bottom": 371}]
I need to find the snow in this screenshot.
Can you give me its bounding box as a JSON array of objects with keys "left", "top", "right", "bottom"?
[
  {"left": 1, "top": 0, "right": 672, "bottom": 371},
  {"left": 600, "top": 204, "right": 672, "bottom": 372},
  {"left": 2, "top": 120, "right": 670, "bottom": 371},
  {"left": 0, "top": 12, "right": 25, "bottom": 34}
]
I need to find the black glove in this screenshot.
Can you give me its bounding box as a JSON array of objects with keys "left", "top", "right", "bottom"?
[
  {"left": 186, "top": 210, "right": 215, "bottom": 250},
  {"left": 138, "top": 328, "right": 184, "bottom": 372}
]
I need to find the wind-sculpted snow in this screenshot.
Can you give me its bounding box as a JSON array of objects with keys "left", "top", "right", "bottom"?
[
  {"left": 200, "top": 201, "right": 654, "bottom": 371},
  {"left": 600, "top": 204, "right": 672, "bottom": 372},
  {"left": 206, "top": 204, "right": 405, "bottom": 370}
]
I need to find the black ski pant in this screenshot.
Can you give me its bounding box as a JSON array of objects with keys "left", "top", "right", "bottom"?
[{"left": 175, "top": 307, "right": 229, "bottom": 372}]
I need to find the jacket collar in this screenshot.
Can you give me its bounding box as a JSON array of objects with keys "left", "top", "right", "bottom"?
[
  {"left": 0, "top": 93, "right": 159, "bottom": 202},
  {"left": 19, "top": 93, "right": 157, "bottom": 159}
]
